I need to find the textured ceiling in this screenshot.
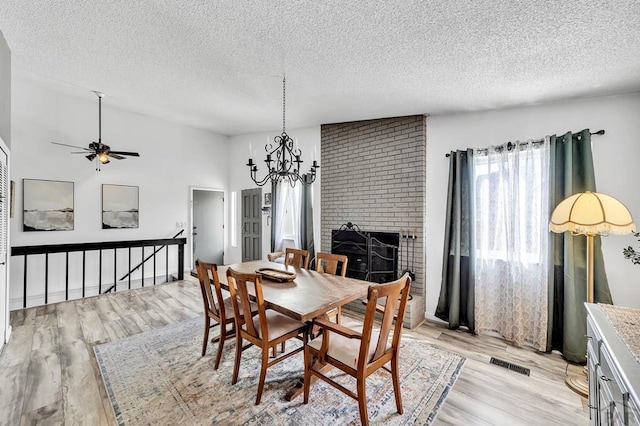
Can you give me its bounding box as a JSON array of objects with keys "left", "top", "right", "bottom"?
[{"left": 1, "top": 1, "right": 639, "bottom": 136}]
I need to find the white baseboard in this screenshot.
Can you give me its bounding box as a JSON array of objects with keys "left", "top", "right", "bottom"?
[
  {"left": 4, "top": 324, "right": 11, "bottom": 343},
  {"left": 1, "top": 325, "right": 11, "bottom": 355}
]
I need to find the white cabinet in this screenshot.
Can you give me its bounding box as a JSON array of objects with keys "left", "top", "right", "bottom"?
[{"left": 587, "top": 304, "right": 640, "bottom": 426}]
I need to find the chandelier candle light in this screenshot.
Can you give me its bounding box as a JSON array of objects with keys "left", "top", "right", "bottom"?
[{"left": 247, "top": 77, "right": 319, "bottom": 187}]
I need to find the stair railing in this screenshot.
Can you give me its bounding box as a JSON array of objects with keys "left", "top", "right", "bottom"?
[
  {"left": 11, "top": 231, "right": 187, "bottom": 308},
  {"left": 102, "top": 229, "right": 185, "bottom": 294}
]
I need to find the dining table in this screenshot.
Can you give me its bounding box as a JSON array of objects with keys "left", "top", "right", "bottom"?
[
  {"left": 217, "top": 260, "right": 371, "bottom": 322},
  {"left": 215, "top": 259, "right": 373, "bottom": 400}
]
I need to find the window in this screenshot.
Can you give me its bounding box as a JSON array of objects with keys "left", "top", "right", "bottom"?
[
  {"left": 274, "top": 180, "right": 302, "bottom": 251},
  {"left": 280, "top": 182, "right": 301, "bottom": 241},
  {"left": 473, "top": 145, "right": 548, "bottom": 265},
  {"left": 230, "top": 191, "right": 237, "bottom": 247}
]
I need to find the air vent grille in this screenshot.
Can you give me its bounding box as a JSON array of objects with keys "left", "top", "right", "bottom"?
[{"left": 489, "top": 357, "right": 531, "bottom": 376}]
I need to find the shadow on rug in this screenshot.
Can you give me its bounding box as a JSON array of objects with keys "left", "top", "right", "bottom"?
[{"left": 94, "top": 317, "right": 465, "bottom": 425}]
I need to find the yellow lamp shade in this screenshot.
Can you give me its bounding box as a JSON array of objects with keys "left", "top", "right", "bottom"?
[{"left": 549, "top": 191, "right": 636, "bottom": 235}]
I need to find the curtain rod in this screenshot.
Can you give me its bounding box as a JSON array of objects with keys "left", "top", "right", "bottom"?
[{"left": 444, "top": 129, "right": 605, "bottom": 157}]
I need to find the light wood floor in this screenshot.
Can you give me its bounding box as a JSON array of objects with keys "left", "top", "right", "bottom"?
[{"left": 0, "top": 278, "right": 589, "bottom": 425}]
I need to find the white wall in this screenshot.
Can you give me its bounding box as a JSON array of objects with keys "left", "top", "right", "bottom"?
[
  {"left": 0, "top": 31, "right": 10, "bottom": 148},
  {"left": 226, "top": 127, "right": 321, "bottom": 264},
  {"left": 10, "top": 75, "right": 230, "bottom": 308},
  {"left": 426, "top": 92, "right": 640, "bottom": 317}
]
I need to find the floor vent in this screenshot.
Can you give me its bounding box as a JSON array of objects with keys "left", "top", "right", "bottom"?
[{"left": 489, "top": 357, "right": 531, "bottom": 376}]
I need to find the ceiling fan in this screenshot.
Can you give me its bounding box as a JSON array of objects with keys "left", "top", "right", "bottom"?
[{"left": 52, "top": 91, "right": 140, "bottom": 171}]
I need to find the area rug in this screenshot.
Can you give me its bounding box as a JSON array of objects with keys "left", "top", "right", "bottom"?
[{"left": 94, "top": 317, "right": 465, "bottom": 425}]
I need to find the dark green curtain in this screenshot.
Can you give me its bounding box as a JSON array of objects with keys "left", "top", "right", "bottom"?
[
  {"left": 270, "top": 180, "right": 278, "bottom": 252},
  {"left": 300, "top": 174, "right": 315, "bottom": 264},
  {"left": 547, "top": 129, "right": 612, "bottom": 363},
  {"left": 435, "top": 150, "right": 476, "bottom": 330}
]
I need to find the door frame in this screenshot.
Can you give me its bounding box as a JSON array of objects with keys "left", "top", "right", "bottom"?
[
  {"left": 189, "top": 186, "right": 226, "bottom": 270},
  {"left": 0, "top": 135, "right": 10, "bottom": 347}
]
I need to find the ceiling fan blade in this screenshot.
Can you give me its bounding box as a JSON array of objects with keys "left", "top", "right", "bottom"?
[
  {"left": 86, "top": 154, "right": 96, "bottom": 161},
  {"left": 52, "top": 141, "right": 92, "bottom": 151},
  {"left": 108, "top": 151, "right": 140, "bottom": 157},
  {"left": 70, "top": 151, "right": 89, "bottom": 154},
  {"left": 107, "top": 153, "right": 126, "bottom": 160}
]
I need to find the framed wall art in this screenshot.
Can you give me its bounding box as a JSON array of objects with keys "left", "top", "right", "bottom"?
[
  {"left": 102, "top": 184, "right": 139, "bottom": 229},
  {"left": 23, "top": 179, "right": 74, "bottom": 231}
]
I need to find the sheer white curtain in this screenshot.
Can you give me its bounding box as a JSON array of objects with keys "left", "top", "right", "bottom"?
[
  {"left": 472, "top": 139, "right": 550, "bottom": 350},
  {"left": 273, "top": 180, "right": 302, "bottom": 251},
  {"left": 273, "top": 181, "right": 289, "bottom": 252},
  {"left": 290, "top": 184, "right": 302, "bottom": 249}
]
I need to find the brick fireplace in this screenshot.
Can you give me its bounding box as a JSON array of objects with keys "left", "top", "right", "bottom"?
[{"left": 320, "top": 115, "right": 426, "bottom": 328}]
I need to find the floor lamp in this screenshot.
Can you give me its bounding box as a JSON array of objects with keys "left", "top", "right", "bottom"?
[{"left": 549, "top": 191, "right": 636, "bottom": 397}]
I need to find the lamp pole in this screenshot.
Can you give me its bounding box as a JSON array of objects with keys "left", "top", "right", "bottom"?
[
  {"left": 586, "top": 234, "right": 594, "bottom": 304},
  {"left": 564, "top": 233, "right": 595, "bottom": 398}
]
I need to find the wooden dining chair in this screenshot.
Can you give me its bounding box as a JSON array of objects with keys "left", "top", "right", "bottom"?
[
  {"left": 315, "top": 252, "right": 348, "bottom": 276},
  {"left": 195, "top": 260, "right": 238, "bottom": 370},
  {"left": 315, "top": 252, "right": 348, "bottom": 323},
  {"left": 303, "top": 273, "right": 411, "bottom": 426},
  {"left": 284, "top": 247, "right": 310, "bottom": 269},
  {"left": 226, "top": 267, "right": 308, "bottom": 405}
]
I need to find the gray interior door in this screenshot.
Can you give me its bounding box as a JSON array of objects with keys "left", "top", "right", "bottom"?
[
  {"left": 192, "top": 189, "right": 224, "bottom": 266},
  {"left": 241, "top": 188, "right": 262, "bottom": 262}
]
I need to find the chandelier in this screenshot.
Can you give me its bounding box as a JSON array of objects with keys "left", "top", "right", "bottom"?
[{"left": 247, "top": 77, "right": 319, "bottom": 187}]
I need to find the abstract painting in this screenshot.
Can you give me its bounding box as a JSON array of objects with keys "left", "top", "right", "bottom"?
[
  {"left": 23, "top": 179, "right": 74, "bottom": 231},
  {"left": 102, "top": 184, "right": 139, "bottom": 229}
]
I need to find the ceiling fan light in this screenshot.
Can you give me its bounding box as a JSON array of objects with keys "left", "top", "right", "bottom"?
[{"left": 51, "top": 92, "right": 139, "bottom": 170}]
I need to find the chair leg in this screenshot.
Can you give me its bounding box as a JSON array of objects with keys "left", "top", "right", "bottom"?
[
  {"left": 336, "top": 306, "right": 342, "bottom": 324},
  {"left": 391, "top": 355, "right": 403, "bottom": 414},
  {"left": 270, "top": 340, "right": 286, "bottom": 358},
  {"left": 232, "top": 335, "right": 243, "bottom": 385},
  {"left": 214, "top": 322, "right": 226, "bottom": 370},
  {"left": 356, "top": 376, "right": 369, "bottom": 426},
  {"left": 201, "top": 317, "right": 210, "bottom": 357},
  {"left": 255, "top": 347, "right": 270, "bottom": 405}
]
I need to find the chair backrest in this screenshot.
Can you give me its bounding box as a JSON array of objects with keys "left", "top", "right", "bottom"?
[
  {"left": 195, "top": 259, "right": 226, "bottom": 320},
  {"left": 359, "top": 273, "right": 411, "bottom": 367},
  {"left": 284, "top": 248, "right": 310, "bottom": 269},
  {"left": 226, "top": 267, "right": 267, "bottom": 340},
  {"left": 315, "top": 252, "right": 348, "bottom": 277}
]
